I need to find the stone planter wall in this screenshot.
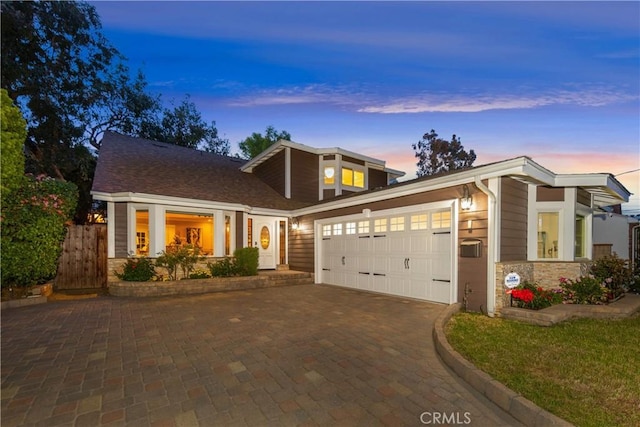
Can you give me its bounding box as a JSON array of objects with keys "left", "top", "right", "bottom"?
[
  {"left": 108, "top": 258, "right": 226, "bottom": 283},
  {"left": 109, "top": 272, "right": 313, "bottom": 297},
  {"left": 495, "top": 261, "right": 590, "bottom": 313}
]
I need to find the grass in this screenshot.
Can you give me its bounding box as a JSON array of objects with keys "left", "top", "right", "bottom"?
[{"left": 445, "top": 312, "right": 640, "bottom": 427}]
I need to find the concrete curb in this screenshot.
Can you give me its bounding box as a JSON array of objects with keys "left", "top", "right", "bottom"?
[{"left": 432, "top": 304, "right": 574, "bottom": 427}]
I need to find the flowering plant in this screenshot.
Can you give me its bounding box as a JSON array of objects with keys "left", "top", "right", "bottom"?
[
  {"left": 115, "top": 257, "right": 156, "bottom": 281},
  {"left": 510, "top": 282, "right": 563, "bottom": 310},
  {"left": 559, "top": 276, "right": 608, "bottom": 304}
]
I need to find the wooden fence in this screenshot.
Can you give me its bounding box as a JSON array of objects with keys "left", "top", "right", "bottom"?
[{"left": 56, "top": 224, "right": 107, "bottom": 290}]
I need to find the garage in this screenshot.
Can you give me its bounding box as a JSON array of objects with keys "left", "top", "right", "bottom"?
[{"left": 318, "top": 204, "right": 455, "bottom": 304}]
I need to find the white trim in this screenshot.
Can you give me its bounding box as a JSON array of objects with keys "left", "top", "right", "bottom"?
[
  {"left": 285, "top": 147, "right": 291, "bottom": 199},
  {"left": 562, "top": 188, "right": 577, "bottom": 260},
  {"left": 107, "top": 202, "right": 115, "bottom": 258}
]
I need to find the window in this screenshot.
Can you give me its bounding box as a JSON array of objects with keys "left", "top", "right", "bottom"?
[
  {"left": 224, "top": 215, "right": 231, "bottom": 256},
  {"left": 374, "top": 218, "right": 387, "bottom": 232},
  {"left": 247, "top": 218, "right": 253, "bottom": 247},
  {"left": 322, "top": 224, "right": 332, "bottom": 236},
  {"left": 575, "top": 215, "right": 586, "bottom": 258},
  {"left": 431, "top": 211, "right": 451, "bottom": 229},
  {"left": 358, "top": 220, "right": 370, "bottom": 234},
  {"left": 323, "top": 166, "right": 335, "bottom": 185},
  {"left": 411, "top": 214, "right": 428, "bottom": 230},
  {"left": 333, "top": 223, "right": 343, "bottom": 235},
  {"left": 135, "top": 210, "right": 149, "bottom": 256},
  {"left": 390, "top": 216, "right": 405, "bottom": 232},
  {"left": 537, "top": 212, "right": 559, "bottom": 259},
  {"left": 165, "top": 211, "right": 214, "bottom": 255},
  {"left": 341, "top": 167, "right": 365, "bottom": 188},
  {"left": 346, "top": 222, "right": 356, "bottom": 235}
]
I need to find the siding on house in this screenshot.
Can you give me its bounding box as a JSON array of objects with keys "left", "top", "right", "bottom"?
[
  {"left": 342, "top": 155, "right": 365, "bottom": 166},
  {"left": 500, "top": 177, "right": 528, "bottom": 262},
  {"left": 577, "top": 188, "right": 592, "bottom": 207},
  {"left": 368, "top": 168, "right": 388, "bottom": 189},
  {"left": 114, "top": 202, "right": 128, "bottom": 258},
  {"left": 537, "top": 186, "right": 564, "bottom": 202},
  {"left": 252, "top": 150, "right": 286, "bottom": 196},
  {"left": 457, "top": 187, "right": 488, "bottom": 313},
  {"left": 290, "top": 149, "right": 320, "bottom": 202},
  {"left": 235, "top": 211, "right": 244, "bottom": 249}
]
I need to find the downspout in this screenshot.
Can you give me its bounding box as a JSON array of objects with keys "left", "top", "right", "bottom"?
[{"left": 475, "top": 176, "right": 497, "bottom": 317}]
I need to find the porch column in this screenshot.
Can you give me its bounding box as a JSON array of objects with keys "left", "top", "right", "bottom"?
[
  {"left": 149, "top": 205, "right": 165, "bottom": 257},
  {"left": 213, "top": 210, "right": 225, "bottom": 257}
]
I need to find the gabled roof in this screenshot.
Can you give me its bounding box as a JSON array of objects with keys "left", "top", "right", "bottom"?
[
  {"left": 240, "top": 139, "right": 405, "bottom": 179},
  {"left": 292, "top": 156, "right": 631, "bottom": 216},
  {"left": 91, "top": 132, "right": 310, "bottom": 210}
]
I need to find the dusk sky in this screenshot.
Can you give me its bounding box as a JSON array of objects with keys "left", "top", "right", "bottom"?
[{"left": 91, "top": 1, "right": 640, "bottom": 214}]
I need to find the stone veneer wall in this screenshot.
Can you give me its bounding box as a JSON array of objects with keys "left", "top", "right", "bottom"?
[
  {"left": 108, "top": 258, "right": 223, "bottom": 283},
  {"left": 495, "top": 261, "right": 591, "bottom": 314}
]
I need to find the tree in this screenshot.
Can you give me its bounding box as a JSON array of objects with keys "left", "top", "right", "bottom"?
[
  {"left": 140, "top": 96, "right": 230, "bottom": 155},
  {"left": 412, "top": 129, "right": 476, "bottom": 177},
  {"left": 0, "top": 89, "right": 26, "bottom": 196},
  {"left": 238, "top": 125, "right": 291, "bottom": 159},
  {"left": 1, "top": 0, "right": 155, "bottom": 222}
]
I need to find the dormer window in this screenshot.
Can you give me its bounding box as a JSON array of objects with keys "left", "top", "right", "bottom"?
[{"left": 342, "top": 168, "right": 365, "bottom": 189}]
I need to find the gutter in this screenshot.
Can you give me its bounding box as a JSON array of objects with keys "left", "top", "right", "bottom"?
[{"left": 474, "top": 176, "right": 497, "bottom": 317}]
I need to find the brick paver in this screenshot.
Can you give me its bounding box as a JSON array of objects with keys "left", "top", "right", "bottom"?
[{"left": 1, "top": 285, "right": 521, "bottom": 426}]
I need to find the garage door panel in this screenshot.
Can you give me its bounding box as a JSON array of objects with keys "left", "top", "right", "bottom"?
[{"left": 319, "top": 207, "right": 453, "bottom": 304}]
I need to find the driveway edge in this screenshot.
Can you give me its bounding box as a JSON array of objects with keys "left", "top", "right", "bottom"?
[{"left": 432, "top": 304, "right": 574, "bottom": 427}]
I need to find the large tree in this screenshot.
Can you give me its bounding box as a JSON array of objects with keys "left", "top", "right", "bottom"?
[
  {"left": 0, "top": 89, "right": 27, "bottom": 197},
  {"left": 412, "top": 129, "right": 476, "bottom": 177},
  {"left": 238, "top": 125, "right": 291, "bottom": 159},
  {"left": 140, "top": 96, "right": 230, "bottom": 155}
]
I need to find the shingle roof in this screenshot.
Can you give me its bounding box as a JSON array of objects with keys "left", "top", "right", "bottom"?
[{"left": 92, "top": 132, "right": 310, "bottom": 210}]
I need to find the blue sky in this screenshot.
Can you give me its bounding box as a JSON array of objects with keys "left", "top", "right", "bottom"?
[{"left": 91, "top": 1, "right": 640, "bottom": 213}]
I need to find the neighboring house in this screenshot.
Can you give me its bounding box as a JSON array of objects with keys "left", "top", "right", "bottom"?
[
  {"left": 592, "top": 206, "right": 640, "bottom": 262},
  {"left": 92, "top": 132, "right": 631, "bottom": 314}
]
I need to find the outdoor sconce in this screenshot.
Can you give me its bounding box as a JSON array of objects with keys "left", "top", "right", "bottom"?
[
  {"left": 291, "top": 217, "right": 300, "bottom": 230},
  {"left": 460, "top": 184, "right": 473, "bottom": 211}
]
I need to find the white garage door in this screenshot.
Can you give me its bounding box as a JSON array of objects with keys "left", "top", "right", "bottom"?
[{"left": 320, "top": 208, "right": 453, "bottom": 304}]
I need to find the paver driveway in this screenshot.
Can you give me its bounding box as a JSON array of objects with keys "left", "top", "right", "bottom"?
[{"left": 1, "top": 284, "right": 521, "bottom": 426}]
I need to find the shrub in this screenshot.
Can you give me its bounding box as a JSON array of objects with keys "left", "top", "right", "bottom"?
[
  {"left": 156, "top": 245, "right": 203, "bottom": 280},
  {"left": 189, "top": 269, "right": 211, "bottom": 279},
  {"left": 115, "top": 257, "right": 156, "bottom": 281},
  {"left": 208, "top": 257, "right": 236, "bottom": 277},
  {"left": 208, "top": 247, "right": 260, "bottom": 278},
  {"left": 590, "top": 254, "right": 633, "bottom": 298},
  {"left": 560, "top": 276, "right": 607, "bottom": 304},
  {"left": 233, "top": 247, "right": 259, "bottom": 276},
  {"left": 1, "top": 174, "right": 78, "bottom": 288},
  {"left": 510, "top": 282, "right": 563, "bottom": 310}
]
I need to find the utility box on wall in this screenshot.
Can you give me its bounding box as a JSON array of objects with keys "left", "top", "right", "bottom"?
[{"left": 460, "top": 238, "right": 482, "bottom": 258}]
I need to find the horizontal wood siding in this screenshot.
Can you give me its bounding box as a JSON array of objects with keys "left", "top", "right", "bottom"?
[
  {"left": 235, "top": 211, "right": 244, "bottom": 249},
  {"left": 368, "top": 168, "right": 388, "bottom": 189},
  {"left": 537, "top": 186, "right": 564, "bottom": 202},
  {"left": 500, "top": 177, "right": 528, "bottom": 262},
  {"left": 253, "top": 150, "right": 286, "bottom": 197},
  {"left": 341, "top": 155, "right": 365, "bottom": 166},
  {"left": 114, "top": 202, "right": 128, "bottom": 258},
  {"left": 458, "top": 189, "right": 488, "bottom": 312},
  {"left": 288, "top": 219, "right": 315, "bottom": 272},
  {"left": 290, "top": 149, "right": 320, "bottom": 202},
  {"left": 577, "top": 188, "right": 591, "bottom": 207}
]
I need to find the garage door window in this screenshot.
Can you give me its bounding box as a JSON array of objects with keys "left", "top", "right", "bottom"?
[
  {"left": 346, "top": 222, "right": 356, "bottom": 235},
  {"left": 411, "top": 214, "right": 428, "bottom": 230},
  {"left": 431, "top": 211, "right": 451, "bottom": 229},
  {"left": 358, "top": 220, "right": 370, "bottom": 234},
  {"left": 333, "top": 223, "right": 343, "bottom": 235},
  {"left": 390, "top": 216, "right": 405, "bottom": 231},
  {"left": 374, "top": 218, "right": 387, "bottom": 232},
  {"left": 322, "top": 224, "right": 332, "bottom": 237}
]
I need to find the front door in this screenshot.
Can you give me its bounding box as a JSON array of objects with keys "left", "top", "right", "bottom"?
[{"left": 253, "top": 218, "right": 276, "bottom": 269}]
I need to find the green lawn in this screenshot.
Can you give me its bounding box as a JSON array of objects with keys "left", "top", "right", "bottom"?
[{"left": 445, "top": 312, "right": 640, "bottom": 427}]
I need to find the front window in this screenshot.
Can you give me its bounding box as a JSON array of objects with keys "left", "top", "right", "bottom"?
[
  {"left": 537, "top": 212, "right": 559, "bottom": 259},
  {"left": 135, "top": 210, "right": 149, "bottom": 256},
  {"left": 165, "top": 211, "right": 214, "bottom": 255},
  {"left": 225, "top": 215, "right": 231, "bottom": 256}
]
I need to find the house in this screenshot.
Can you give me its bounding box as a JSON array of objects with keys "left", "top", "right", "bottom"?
[{"left": 91, "top": 132, "right": 631, "bottom": 314}]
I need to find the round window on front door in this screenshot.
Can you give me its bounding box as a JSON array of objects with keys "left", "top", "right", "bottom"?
[{"left": 260, "top": 226, "right": 270, "bottom": 249}]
